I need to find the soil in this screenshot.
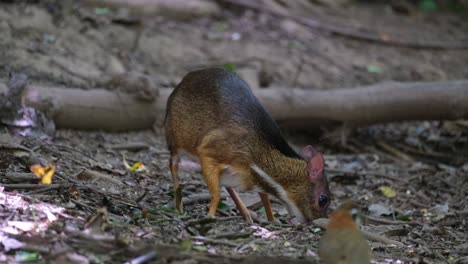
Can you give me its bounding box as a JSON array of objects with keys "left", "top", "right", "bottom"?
[{"left": 0, "top": 1, "right": 467, "bottom": 263}]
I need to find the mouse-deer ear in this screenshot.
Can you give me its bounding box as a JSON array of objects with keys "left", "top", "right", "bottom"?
[
  {"left": 301, "top": 145, "right": 316, "bottom": 161},
  {"left": 302, "top": 145, "right": 325, "bottom": 182}
]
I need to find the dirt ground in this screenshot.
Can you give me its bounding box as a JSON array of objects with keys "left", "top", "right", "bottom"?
[{"left": 0, "top": 1, "right": 467, "bottom": 263}]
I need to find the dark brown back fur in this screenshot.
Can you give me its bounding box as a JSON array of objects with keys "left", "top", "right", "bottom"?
[
  {"left": 165, "top": 68, "right": 300, "bottom": 159},
  {"left": 165, "top": 68, "right": 330, "bottom": 221}
]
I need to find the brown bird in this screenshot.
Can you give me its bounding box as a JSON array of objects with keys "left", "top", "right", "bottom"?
[{"left": 318, "top": 201, "right": 371, "bottom": 264}]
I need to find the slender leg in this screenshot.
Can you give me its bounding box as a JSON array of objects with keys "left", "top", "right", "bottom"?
[
  {"left": 200, "top": 156, "right": 222, "bottom": 217},
  {"left": 226, "top": 187, "right": 253, "bottom": 223},
  {"left": 259, "top": 192, "right": 274, "bottom": 221},
  {"left": 170, "top": 155, "right": 183, "bottom": 213}
]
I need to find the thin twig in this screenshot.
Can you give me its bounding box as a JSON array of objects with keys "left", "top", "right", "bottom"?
[
  {"left": 123, "top": 251, "right": 158, "bottom": 264},
  {"left": 313, "top": 218, "right": 405, "bottom": 247},
  {"left": 209, "top": 231, "right": 252, "bottom": 240},
  {"left": 191, "top": 236, "right": 239, "bottom": 247},
  {"left": 24, "top": 183, "right": 70, "bottom": 195},
  {"left": 220, "top": 0, "right": 468, "bottom": 49},
  {"left": 107, "top": 142, "right": 150, "bottom": 151},
  {"left": 1, "top": 183, "right": 61, "bottom": 189},
  {"left": 377, "top": 141, "right": 415, "bottom": 162},
  {"left": 186, "top": 216, "right": 217, "bottom": 226},
  {"left": 364, "top": 215, "right": 421, "bottom": 226},
  {"left": 182, "top": 193, "right": 228, "bottom": 205},
  {"left": 327, "top": 168, "right": 408, "bottom": 183}
]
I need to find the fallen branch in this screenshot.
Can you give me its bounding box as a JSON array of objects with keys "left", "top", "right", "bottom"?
[
  {"left": 182, "top": 193, "right": 229, "bottom": 205},
  {"left": 1, "top": 183, "right": 61, "bottom": 190},
  {"left": 220, "top": 0, "right": 468, "bottom": 49},
  {"left": 84, "top": 0, "right": 221, "bottom": 19},
  {"left": 1, "top": 80, "right": 467, "bottom": 131},
  {"left": 364, "top": 215, "right": 421, "bottom": 226},
  {"left": 313, "top": 218, "right": 405, "bottom": 247},
  {"left": 4, "top": 172, "right": 37, "bottom": 183},
  {"left": 77, "top": 169, "right": 124, "bottom": 186}
]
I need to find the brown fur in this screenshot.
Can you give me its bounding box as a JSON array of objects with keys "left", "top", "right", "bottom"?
[{"left": 165, "top": 68, "right": 330, "bottom": 222}]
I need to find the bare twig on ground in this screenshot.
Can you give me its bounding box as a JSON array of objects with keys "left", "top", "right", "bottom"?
[
  {"left": 191, "top": 236, "right": 239, "bottom": 247},
  {"left": 327, "top": 168, "right": 409, "bottom": 183},
  {"left": 107, "top": 142, "right": 150, "bottom": 151},
  {"left": 183, "top": 193, "right": 229, "bottom": 205},
  {"left": 210, "top": 231, "right": 252, "bottom": 240},
  {"left": 377, "top": 141, "right": 416, "bottom": 162},
  {"left": 186, "top": 216, "right": 217, "bottom": 226},
  {"left": 313, "top": 218, "right": 405, "bottom": 247},
  {"left": 77, "top": 168, "right": 124, "bottom": 185},
  {"left": 123, "top": 251, "right": 158, "bottom": 264},
  {"left": 219, "top": 0, "right": 468, "bottom": 49},
  {"left": 1, "top": 183, "right": 61, "bottom": 189},
  {"left": 364, "top": 215, "right": 421, "bottom": 226},
  {"left": 4, "top": 172, "right": 37, "bottom": 182},
  {"left": 24, "top": 183, "right": 70, "bottom": 195}
]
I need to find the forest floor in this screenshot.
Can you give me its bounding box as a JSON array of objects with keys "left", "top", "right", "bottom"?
[{"left": 0, "top": 1, "right": 467, "bottom": 263}]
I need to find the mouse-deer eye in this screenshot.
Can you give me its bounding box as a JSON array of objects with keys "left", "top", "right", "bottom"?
[{"left": 318, "top": 194, "right": 329, "bottom": 208}]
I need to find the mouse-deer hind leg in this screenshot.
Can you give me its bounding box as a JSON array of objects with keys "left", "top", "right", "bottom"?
[
  {"left": 169, "top": 153, "right": 183, "bottom": 213},
  {"left": 226, "top": 187, "right": 253, "bottom": 223},
  {"left": 259, "top": 192, "right": 274, "bottom": 221},
  {"left": 199, "top": 156, "right": 223, "bottom": 217}
]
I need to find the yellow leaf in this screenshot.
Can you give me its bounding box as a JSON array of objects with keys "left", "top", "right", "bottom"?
[
  {"left": 31, "top": 164, "right": 55, "bottom": 185},
  {"left": 379, "top": 186, "right": 396, "bottom": 198},
  {"left": 122, "top": 153, "right": 147, "bottom": 172},
  {"left": 129, "top": 162, "right": 142, "bottom": 172}
]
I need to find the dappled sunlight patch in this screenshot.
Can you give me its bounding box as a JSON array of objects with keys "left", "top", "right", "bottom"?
[
  {"left": 250, "top": 225, "right": 279, "bottom": 239},
  {"left": 0, "top": 186, "right": 66, "bottom": 257}
]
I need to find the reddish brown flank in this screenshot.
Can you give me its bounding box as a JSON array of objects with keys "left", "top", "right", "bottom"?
[{"left": 165, "top": 68, "right": 330, "bottom": 223}]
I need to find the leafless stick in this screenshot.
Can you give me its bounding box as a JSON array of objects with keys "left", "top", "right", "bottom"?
[
  {"left": 4, "top": 172, "right": 36, "bottom": 182},
  {"left": 313, "top": 218, "right": 405, "bottom": 247},
  {"left": 123, "top": 251, "right": 158, "bottom": 264},
  {"left": 182, "top": 193, "right": 228, "bottom": 205},
  {"left": 186, "top": 216, "right": 217, "bottom": 226},
  {"left": 364, "top": 215, "right": 421, "bottom": 226},
  {"left": 191, "top": 236, "right": 239, "bottom": 247},
  {"left": 107, "top": 142, "right": 150, "bottom": 151},
  {"left": 209, "top": 231, "right": 252, "bottom": 240},
  {"left": 24, "top": 183, "right": 69, "bottom": 195},
  {"left": 219, "top": 0, "right": 468, "bottom": 49},
  {"left": 1, "top": 183, "right": 61, "bottom": 190}
]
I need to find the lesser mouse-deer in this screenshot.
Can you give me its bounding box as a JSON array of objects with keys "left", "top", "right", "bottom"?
[{"left": 165, "top": 68, "right": 330, "bottom": 223}]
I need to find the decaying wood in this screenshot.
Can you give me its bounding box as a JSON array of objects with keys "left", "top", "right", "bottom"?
[
  {"left": 0, "top": 80, "right": 467, "bottom": 132},
  {"left": 313, "top": 218, "right": 404, "bottom": 247},
  {"left": 220, "top": 0, "right": 468, "bottom": 49},
  {"left": 83, "top": 0, "right": 221, "bottom": 19}
]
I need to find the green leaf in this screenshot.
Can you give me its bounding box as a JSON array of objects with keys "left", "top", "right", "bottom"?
[
  {"left": 397, "top": 216, "right": 412, "bottom": 222},
  {"left": 214, "top": 22, "right": 229, "bottom": 32},
  {"left": 180, "top": 239, "right": 193, "bottom": 251},
  {"left": 287, "top": 41, "right": 304, "bottom": 50},
  {"left": 217, "top": 201, "right": 231, "bottom": 210},
  {"left": 95, "top": 7, "right": 111, "bottom": 15},
  {"left": 15, "top": 251, "right": 39, "bottom": 262},
  {"left": 109, "top": 220, "right": 126, "bottom": 226},
  {"left": 419, "top": 0, "right": 437, "bottom": 11},
  {"left": 258, "top": 206, "right": 266, "bottom": 215},
  {"left": 379, "top": 186, "right": 397, "bottom": 198},
  {"left": 311, "top": 227, "right": 322, "bottom": 233},
  {"left": 223, "top": 63, "right": 236, "bottom": 72},
  {"left": 366, "top": 65, "right": 381, "bottom": 74},
  {"left": 193, "top": 245, "right": 208, "bottom": 252}
]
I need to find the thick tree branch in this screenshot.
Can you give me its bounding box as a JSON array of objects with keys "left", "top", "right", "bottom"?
[{"left": 0, "top": 80, "right": 467, "bottom": 132}]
